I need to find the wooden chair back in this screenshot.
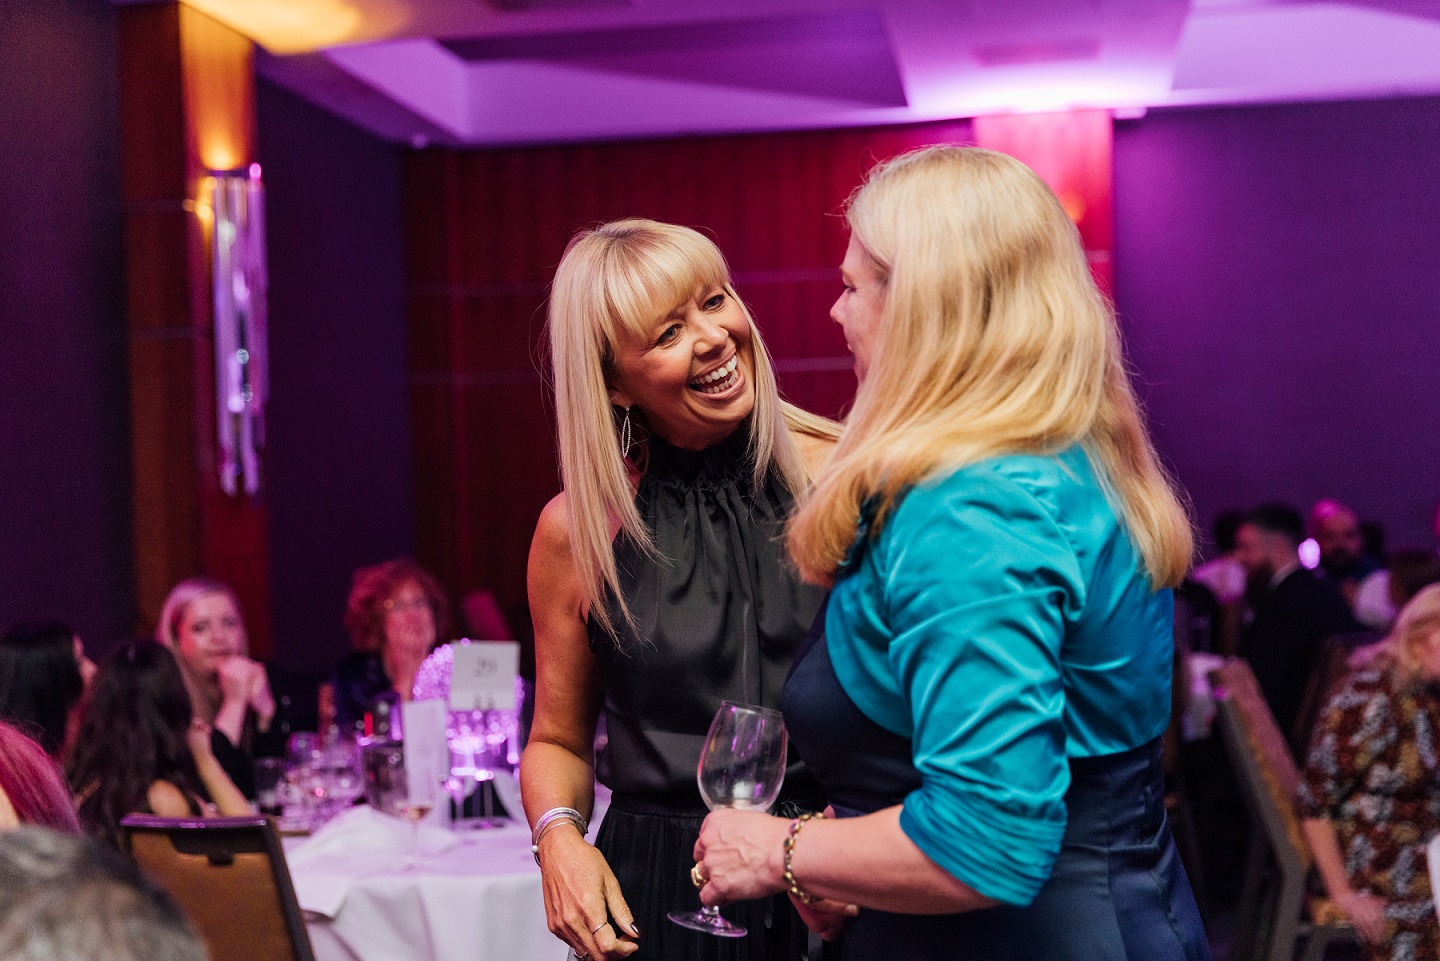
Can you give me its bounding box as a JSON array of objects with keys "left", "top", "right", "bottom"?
[
  {"left": 120, "top": 814, "right": 314, "bottom": 961},
  {"left": 1210, "top": 659, "right": 1357, "bottom": 961}
]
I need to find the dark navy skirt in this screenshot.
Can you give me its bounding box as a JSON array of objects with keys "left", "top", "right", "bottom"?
[
  {"left": 833, "top": 739, "right": 1211, "bottom": 961},
  {"left": 783, "top": 612, "right": 1211, "bottom": 961}
]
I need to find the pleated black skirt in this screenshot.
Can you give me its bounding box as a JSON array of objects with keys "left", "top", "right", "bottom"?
[{"left": 594, "top": 797, "right": 811, "bottom": 961}]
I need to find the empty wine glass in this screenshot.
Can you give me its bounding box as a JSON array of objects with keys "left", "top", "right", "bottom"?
[
  {"left": 321, "top": 737, "right": 364, "bottom": 823},
  {"left": 668, "top": 701, "right": 788, "bottom": 938},
  {"left": 440, "top": 739, "right": 479, "bottom": 830}
]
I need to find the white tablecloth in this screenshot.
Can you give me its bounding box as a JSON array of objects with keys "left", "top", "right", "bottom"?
[{"left": 287, "top": 792, "right": 609, "bottom": 961}]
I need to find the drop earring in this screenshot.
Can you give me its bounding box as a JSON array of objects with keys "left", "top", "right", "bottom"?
[{"left": 619, "top": 405, "right": 633, "bottom": 457}]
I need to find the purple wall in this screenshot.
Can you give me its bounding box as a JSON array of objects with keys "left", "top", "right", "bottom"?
[
  {"left": 257, "top": 78, "right": 413, "bottom": 679},
  {"left": 1114, "top": 96, "right": 1440, "bottom": 555},
  {"left": 0, "top": 0, "right": 133, "bottom": 650}
]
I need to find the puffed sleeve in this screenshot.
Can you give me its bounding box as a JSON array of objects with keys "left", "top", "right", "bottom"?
[{"left": 883, "top": 471, "right": 1084, "bottom": 907}]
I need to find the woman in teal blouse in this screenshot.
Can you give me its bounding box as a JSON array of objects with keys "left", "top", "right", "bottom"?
[{"left": 691, "top": 146, "right": 1210, "bottom": 960}]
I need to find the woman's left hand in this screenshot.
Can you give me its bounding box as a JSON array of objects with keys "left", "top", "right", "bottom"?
[{"left": 693, "top": 808, "right": 792, "bottom": 906}]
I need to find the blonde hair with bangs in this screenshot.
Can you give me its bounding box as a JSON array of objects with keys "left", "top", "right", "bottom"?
[
  {"left": 787, "top": 146, "right": 1192, "bottom": 587},
  {"left": 549, "top": 219, "right": 837, "bottom": 638}
]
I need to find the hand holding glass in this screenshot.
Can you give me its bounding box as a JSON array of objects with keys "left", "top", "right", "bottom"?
[{"left": 668, "top": 701, "right": 788, "bottom": 938}]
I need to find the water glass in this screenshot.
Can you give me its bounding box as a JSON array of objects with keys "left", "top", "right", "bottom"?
[
  {"left": 362, "top": 740, "right": 406, "bottom": 816},
  {"left": 254, "top": 757, "right": 286, "bottom": 817}
]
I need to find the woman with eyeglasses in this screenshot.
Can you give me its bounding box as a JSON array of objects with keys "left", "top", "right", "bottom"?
[{"left": 330, "top": 558, "right": 452, "bottom": 735}]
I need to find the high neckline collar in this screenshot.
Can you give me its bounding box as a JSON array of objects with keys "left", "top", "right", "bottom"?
[{"left": 644, "top": 423, "right": 752, "bottom": 483}]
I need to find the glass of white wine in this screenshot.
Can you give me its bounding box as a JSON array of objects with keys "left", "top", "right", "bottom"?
[
  {"left": 395, "top": 778, "right": 438, "bottom": 867},
  {"left": 668, "top": 701, "right": 788, "bottom": 938}
]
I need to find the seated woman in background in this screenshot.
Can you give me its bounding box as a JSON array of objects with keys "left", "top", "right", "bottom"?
[
  {"left": 1301, "top": 584, "right": 1440, "bottom": 960},
  {"left": 0, "top": 619, "right": 95, "bottom": 758},
  {"left": 331, "top": 558, "right": 450, "bottom": 735},
  {"left": 0, "top": 721, "right": 80, "bottom": 833},
  {"left": 67, "top": 640, "right": 250, "bottom": 845},
  {"left": 156, "top": 577, "right": 283, "bottom": 796}
]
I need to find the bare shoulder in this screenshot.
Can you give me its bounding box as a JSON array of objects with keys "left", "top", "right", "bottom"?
[
  {"left": 146, "top": 780, "right": 192, "bottom": 817},
  {"left": 529, "top": 491, "right": 586, "bottom": 622},
  {"left": 790, "top": 428, "right": 838, "bottom": 476},
  {"left": 532, "top": 491, "right": 574, "bottom": 558}
]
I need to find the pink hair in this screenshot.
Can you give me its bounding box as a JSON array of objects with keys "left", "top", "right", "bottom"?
[{"left": 0, "top": 720, "right": 80, "bottom": 833}]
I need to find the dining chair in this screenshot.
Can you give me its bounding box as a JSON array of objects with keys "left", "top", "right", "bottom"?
[
  {"left": 1209, "top": 659, "right": 1358, "bottom": 961},
  {"left": 119, "top": 813, "right": 315, "bottom": 961}
]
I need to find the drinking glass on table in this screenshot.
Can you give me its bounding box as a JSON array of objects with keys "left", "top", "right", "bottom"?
[
  {"left": 284, "top": 732, "right": 327, "bottom": 829},
  {"left": 668, "top": 701, "right": 788, "bottom": 938},
  {"left": 320, "top": 736, "right": 364, "bottom": 822},
  {"left": 362, "top": 740, "right": 405, "bottom": 815},
  {"left": 396, "top": 777, "right": 439, "bottom": 865},
  {"left": 254, "top": 757, "right": 286, "bottom": 817},
  {"left": 440, "top": 737, "right": 479, "bottom": 830}
]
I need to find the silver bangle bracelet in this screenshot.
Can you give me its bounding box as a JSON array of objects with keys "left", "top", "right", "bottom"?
[
  {"left": 531, "top": 816, "right": 587, "bottom": 865},
  {"left": 531, "top": 806, "right": 588, "bottom": 847},
  {"left": 531, "top": 807, "right": 588, "bottom": 865}
]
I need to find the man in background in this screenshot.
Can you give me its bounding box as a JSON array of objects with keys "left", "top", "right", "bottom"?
[
  {"left": 1236, "top": 503, "right": 1359, "bottom": 750},
  {"left": 1309, "top": 499, "right": 1382, "bottom": 607}
]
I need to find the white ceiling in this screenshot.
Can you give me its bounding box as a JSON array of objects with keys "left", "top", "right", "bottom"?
[{"left": 162, "top": 0, "right": 1440, "bottom": 146}]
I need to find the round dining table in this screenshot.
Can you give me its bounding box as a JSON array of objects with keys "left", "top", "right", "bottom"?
[{"left": 286, "top": 787, "right": 610, "bottom": 961}]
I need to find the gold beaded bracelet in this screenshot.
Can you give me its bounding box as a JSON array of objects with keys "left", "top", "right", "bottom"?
[{"left": 782, "top": 811, "right": 825, "bottom": 905}]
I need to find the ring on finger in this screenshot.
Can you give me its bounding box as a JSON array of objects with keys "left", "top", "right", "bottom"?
[
  {"left": 691, "top": 862, "right": 706, "bottom": 888},
  {"left": 591, "top": 920, "right": 609, "bottom": 935}
]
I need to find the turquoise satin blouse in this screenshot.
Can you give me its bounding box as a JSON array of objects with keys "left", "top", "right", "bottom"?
[{"left": 825, "top": 446, "right": 1174, "bottom": 905}]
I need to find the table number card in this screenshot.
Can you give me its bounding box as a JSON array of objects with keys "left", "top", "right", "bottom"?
[{"left": 449, "top": 641, "right": 520, "bottom": 711}]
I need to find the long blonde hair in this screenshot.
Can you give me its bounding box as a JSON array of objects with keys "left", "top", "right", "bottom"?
[
  {"left": 787, "top": 146, "right": 1192, "bottom": 587},
  {"left": 548, "top": 219, "right": 837, "bottom": 637}
]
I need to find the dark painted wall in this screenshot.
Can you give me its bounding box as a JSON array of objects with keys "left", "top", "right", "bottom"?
[
  {"left": 1114, "top": 96, "right": 1440, "bottom": 555},
  {"left": 0, "top": 0, "right": 133, "bottom": 651},
  {"left": 257, "top": 78, "right": 412, "bottom": 680}
]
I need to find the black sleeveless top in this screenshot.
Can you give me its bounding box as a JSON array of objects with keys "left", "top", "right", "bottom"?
[{"left": 588, "top": 427, "right": 827, "bottom": 809}]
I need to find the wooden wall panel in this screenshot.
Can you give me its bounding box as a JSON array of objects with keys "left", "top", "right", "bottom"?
[{"left": 119, "top": 3, "right": 271, "bottom": 655}]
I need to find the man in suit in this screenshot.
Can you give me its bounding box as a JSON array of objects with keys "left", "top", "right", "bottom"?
[{"left": 1235, "top": 503, "right": 1359, "bottom": 751}]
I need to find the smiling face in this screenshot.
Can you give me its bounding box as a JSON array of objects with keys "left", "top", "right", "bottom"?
[
  {"left": 832, "top": 235, "right": 887, "bottom": 383},
  {"left": 175, "top": 592, "right": 246, "bottom": 680},
  {"left": 607, "top": 285, "right": 755, "bottom": 451}
]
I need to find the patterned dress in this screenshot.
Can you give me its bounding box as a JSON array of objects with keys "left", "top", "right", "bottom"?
[{"left": 1299, "top": 667, "right": 1440, "bottom": 961}]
